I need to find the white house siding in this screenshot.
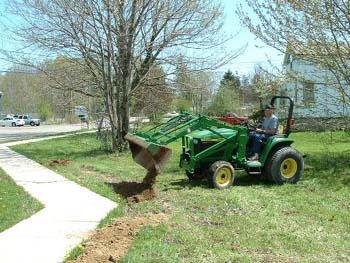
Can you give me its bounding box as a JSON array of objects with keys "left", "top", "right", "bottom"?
[{"left": 282, "top": 57, "right": 350, "bottom": 117}]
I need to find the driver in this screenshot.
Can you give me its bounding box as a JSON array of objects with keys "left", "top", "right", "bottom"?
[{"left": 248, "top": 104, "right": 278, "bottom": 161}]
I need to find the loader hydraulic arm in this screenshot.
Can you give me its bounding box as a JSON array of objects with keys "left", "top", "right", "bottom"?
[
  {"left": 125, "top": 113, "right": 246, "bottom": 173},
  {"left": 133, "top": 113, "right": 236, "bottom": 146}
]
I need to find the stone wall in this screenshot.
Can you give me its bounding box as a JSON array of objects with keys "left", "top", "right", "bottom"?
[{"left": 291, "top": 117, "right": 350, "bottom": 132}]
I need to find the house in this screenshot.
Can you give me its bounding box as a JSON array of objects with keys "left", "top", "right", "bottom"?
[{"left": 282, "top": 51, "right": 350, "bottom": 117}]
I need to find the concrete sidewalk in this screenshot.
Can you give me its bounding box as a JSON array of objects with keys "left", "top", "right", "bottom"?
[{"left": 0, "top": 137, "right": 117, "bottom": 263}]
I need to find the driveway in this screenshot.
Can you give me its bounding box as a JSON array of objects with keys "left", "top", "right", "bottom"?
[{"left": 0, "top": 124, "right": 84, "bottom": 143}]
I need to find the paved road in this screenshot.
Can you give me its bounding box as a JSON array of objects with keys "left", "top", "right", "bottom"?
[{"left": 0, "top": 124, "right": 85, "bottom": 143}]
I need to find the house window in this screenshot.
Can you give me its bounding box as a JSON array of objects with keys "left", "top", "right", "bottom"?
[{"left": 303, "top": 82, "right": 315, "bottom": 105}]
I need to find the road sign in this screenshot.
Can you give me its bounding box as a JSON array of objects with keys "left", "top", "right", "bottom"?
[
  {"left": 74, "top": 105, "right": 87, "bottom": 116},
  {"left": 75, "top": 105, "right": 88, "bottom": 122}
]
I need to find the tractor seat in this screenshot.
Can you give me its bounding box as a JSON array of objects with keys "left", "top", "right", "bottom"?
[{"left": 278, "top": 124, "right": 284, "bottom": 135}]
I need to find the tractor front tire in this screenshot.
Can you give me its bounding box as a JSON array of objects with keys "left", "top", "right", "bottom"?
[
  {"left": 208, "top": 161, "right": 235, "bottom": 189},
  {"left": 269, "top": 147, "right": 304, "bottom": 184}
]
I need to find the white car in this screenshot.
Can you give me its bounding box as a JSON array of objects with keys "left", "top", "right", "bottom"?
[
  {"left": 0, "top": 117, "right": 25, "bottom": 127},
  {"left": 13, "top": 114, "right": 41, "bottom": 126}
]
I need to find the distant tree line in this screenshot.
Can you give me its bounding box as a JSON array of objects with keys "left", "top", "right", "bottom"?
[{"left": 0, "top": 58, "right": 280, "bottom": 123}]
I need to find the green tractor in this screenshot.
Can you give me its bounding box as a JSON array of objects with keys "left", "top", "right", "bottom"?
[{"left": 126, "top": 96, "right": 304, "bottom": 189}]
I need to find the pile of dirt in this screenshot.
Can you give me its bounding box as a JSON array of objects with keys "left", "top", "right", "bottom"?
[
  {"left": 49, "top": 159, "right": 72, "bottom": 166},
  {"left": 67, "top": 213, "right": 168, "bottom": 263},
  {"left": 111, "top": 168, "right": 159, "bottom": 205},
  {"left": 111, "top": 181, "right": 156, "bottom": 204}
]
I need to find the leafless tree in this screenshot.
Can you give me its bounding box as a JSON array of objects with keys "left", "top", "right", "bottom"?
[
  {"left": 174, "top": 60, "right": 215, "bottom": 114},
  {"left": 132, "top": 64, "right": 173, "bottom": 120},
  {"left": 1, "top": 0, "right": 241, "bottom": 151}
]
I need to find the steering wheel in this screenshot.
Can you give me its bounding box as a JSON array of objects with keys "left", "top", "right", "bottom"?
[{"left": 245, "top": 119, "right": 259, "bottom": 132}]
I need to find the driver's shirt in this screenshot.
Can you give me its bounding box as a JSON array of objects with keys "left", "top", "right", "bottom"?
[{"left": 262, "top": 114, "right": 278, "bottom": 134}]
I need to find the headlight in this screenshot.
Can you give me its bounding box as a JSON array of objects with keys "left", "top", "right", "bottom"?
[{"left": 193, "top": 139, "right": 198, "bottom": 144}]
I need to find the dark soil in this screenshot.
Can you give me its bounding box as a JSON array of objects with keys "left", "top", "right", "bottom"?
[
  {"left": 110, "top": 168, "right": 159, "bottom": 205},
  {"left": 67, "top": 213, "right": 168, "bottom": 263},
  {"left": 49, "top": 159, "right": 72, "bottom": 166},
  {"left": 111, "top": 181, "right": 156, "bottom": 204}
]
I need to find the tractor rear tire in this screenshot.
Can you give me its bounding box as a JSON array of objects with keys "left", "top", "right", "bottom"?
[
  {"left": 262, "top": 145, "right": 285, "bottom": 182},
  {"left": 269, "top": 147, "right": 304, "bottom": 184},
  {"left": 208, "top": 161, "right": 235, "bottom": 189}
]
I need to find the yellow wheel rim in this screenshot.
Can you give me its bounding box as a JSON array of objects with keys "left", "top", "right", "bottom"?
[
  {"left": 280, "top": 158, "right": 298, "bottom": 179},
  {"left": 216, "top": 167, "right": 232, "bottom": 186}
]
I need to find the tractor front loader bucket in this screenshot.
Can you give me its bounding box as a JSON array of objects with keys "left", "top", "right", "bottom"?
[{"left": 125, "top": 134, "right": 172, "bottom": 173}]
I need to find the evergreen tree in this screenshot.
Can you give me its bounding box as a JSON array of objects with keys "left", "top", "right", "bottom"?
[
  {"left": 208, "top": 70, "right": 241, "bottom": 116},
  {"left": 220, "top": 70, "right": 241, "bottom": 89}
]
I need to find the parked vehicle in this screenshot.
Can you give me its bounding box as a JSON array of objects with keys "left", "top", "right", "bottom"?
[
  {"left": 0, "top": 117, "right": 25, "bottom": 127},
  {"left": 13, "top": 115, "right": 40, "bottom": 126},
  {"left": 215, "top": 112, "right": 249, "bottom": 125},
  {"left": 162, "top": 111, "right": 179, "bottom": 123}
]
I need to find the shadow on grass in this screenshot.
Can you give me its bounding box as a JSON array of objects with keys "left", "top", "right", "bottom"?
[
  {"left": 11, "top": 133, "right": 116, "bottom": 161},
  {"left": 163, "top": 172, "right": 274, "bottom": 191},
  {"left": 307, "top": 152, "right": 350, "bottom": 171},
  {"left": 304, "top": 152, "right": 350, "bottom": 184},
  {"left": 163, "top": 178, "right": 210, "bottom": 191},
  {"left": 234, "top": 173, "right": 275, "bottom": 187},
  {"left": 16, "top": 147, "right": 110, "bottom": 163},
  {"left": 57, "top": 148, "right": 111, "bottom": 160}
]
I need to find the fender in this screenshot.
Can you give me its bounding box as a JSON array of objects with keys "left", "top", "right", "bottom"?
[{"left": 260, "top": 137, "right": 294, "bottom": 165}]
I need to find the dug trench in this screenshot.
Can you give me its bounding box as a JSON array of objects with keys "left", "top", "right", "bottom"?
[
  {"left": 67, "top": 168, "right": 166, "bottom": 262},
  {"left": 108, "top": 167, "right": 159, "bottom": 205},
  {"left": 67, "top": 213, "right": 168, "bottom": 263},
  {"left": 49, "top": 159, "right": 72, "bottom": 166}
]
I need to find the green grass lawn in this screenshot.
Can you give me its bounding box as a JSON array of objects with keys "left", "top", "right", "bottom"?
[
  {"left": 0, "top": 169, "right": 43, "bottom": 233},
  {"left": 12, "top": 131, "right": 350, "bottom": 262}
]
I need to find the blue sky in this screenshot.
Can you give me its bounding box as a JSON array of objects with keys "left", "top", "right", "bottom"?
[
  {"left": 0, "top": 0, "right": 283, "bottom": 75},
  {"left": 219, "top": 0, "right": 283, "bottom": 75}
]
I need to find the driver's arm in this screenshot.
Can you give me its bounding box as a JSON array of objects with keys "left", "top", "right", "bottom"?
[
  {"left": 262, "top": 128, "right": 276, "bottom": 135},
  {"left": 255, "top": 127, "right": 276, "bottom": 134}
]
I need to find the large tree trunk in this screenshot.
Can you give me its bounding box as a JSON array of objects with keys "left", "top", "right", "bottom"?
[
  {"left": 106, "top": 85, "right": 119, "bottom": 152},
  {"left": 121, "top": 99, "right": 130, "bottom": 144}
]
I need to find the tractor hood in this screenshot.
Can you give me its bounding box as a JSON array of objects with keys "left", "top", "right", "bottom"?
[{"left": 189, "top": 128, "right": 238, "bottom": 140}]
